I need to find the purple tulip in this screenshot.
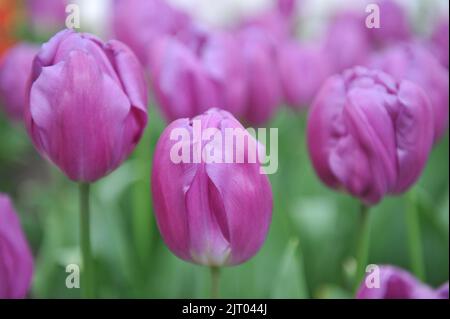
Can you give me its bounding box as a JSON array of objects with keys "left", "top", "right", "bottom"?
[
  {"left": 0, "top": 43, "right": 39, "bottom": 120},
  {"left": 278, "top": 41, "right": 331, "bottom": 109},
  {"left": 0, "top": 194, "right": 34, "bottom": 299},
  {"left": 239, "top": 29, "right": 282, "bottom": 125},
  {"left": 357, "top": 265, "right": 448, "bottom": 299},
  {"left": 429, "top": 18, "right": 449, "bottom": 68},
  {"left": 151, "top": 108, "right": 272, "bottom": 266},
  {"left": 369, "top": 42, "right": 449, "bottom": 142},
  {"left": 367, "top": 0, "right": 412, "bottom": 48},
  {"left": 25, "top": 29, "right": 148, "bottom": 182},
  {"left": 148, "top": 36, "right": 219, "bottom": 122},
  {"left": 113, "top": 0, "right": 190, "bottom": 64},
  {"left": 307, "top": 67, "right": 434, "bottom": 205},
  {"left": 25, "top": 0, "right": 67, "bottom": 34},
  {"left": 322, "top": 12, "right": 371, "bottom": 73},
  {"left": 200, "top": 32, "right": 247, "bottom": 118}
]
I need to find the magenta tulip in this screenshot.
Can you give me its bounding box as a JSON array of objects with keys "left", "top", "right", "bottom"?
[
  {"left": 239, "top": 29, "right": 281, "bottom": 125},
  {"left": 367, "top": 0, "right": 412, "bottom": 48},
  {"left": 0, "top": 194, "right": 34, "bottom": 299},
  {"left": 369, "top": 42, "right": 449, "bottom": 142},
  {"left": 429, "top": 18, "right": 449, "bottom": 68},
  {"left": 148, "top": 36, "right": 219, "bottom": 122},
  {"left": 151, "top": 108, "right": 272, "bottom": 266},
  {"left": 113, "top": 0, "right": 190, "bottom": 64},
  {"left": 307, "top": 67, "right": 434, "bottom": 205},
  {"left": 25, "top": 29, "right": 148, "bottom": 182},
  {"left": 200, "top": 32, "right": 247, "bottom": 118},
  {"left": 322, "top": 12, "right": 371, "bottom": 73},
  {"left": 278, "top": 41, "right": 331, "bottom": 109},
  {"left": 357, "top": 265, "right": 448, "bottom": 299},
  {"left": 0, "top": 43, "right": 38, "bottom": 120},
  {"left": 25, "top": 0, "right": 67, "bottom": 34}
]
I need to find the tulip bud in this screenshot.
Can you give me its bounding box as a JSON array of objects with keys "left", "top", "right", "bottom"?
[
  {"left": 239, "top": 29, "right": 281, "bottom": 125},
  {"left": 148, "top": 36, "right": 219, "bottom": 122},
  {"left": 25, "top": 0, "right": 67, "bottom": 35},
  {"left": 369, "top": 42, "right": 449, "bottom": 142},
  {"left": 278, "top": 42, "right": 331, "bottom": 109},
  {"left": 0, "top": 194, "right": 34, "bottom": 299},
  {"left": 322, "top": 12, "right": 371, "bottom": 73},
  {"left": 25, "top": 29, "right": 148, "bottom": 182},
  {"left": 113, "top": 0, "right": 190, "bottom": 64},
  {"left": 0, "top": 43, "right": 38, "bottom": 120},
  {"left": 307, "top": 67, "right": 434, "bottom": 205},
  {"left": 429, "top": 18, "right": 449, "bottom": 69},
  {"left": 367, "top": 0, "right": 412, "bottom": 47},
  {"left": 357, "top": 265, "right": 448, "bottom": 299},
  {"left": 151, "top": 108, "right": 272, "bottom": 266}
]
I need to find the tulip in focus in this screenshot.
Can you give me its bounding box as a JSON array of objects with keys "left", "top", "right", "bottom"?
[
  {"left": 0, "top": 194, "right": 34, "bottom": 299},
  {"left": 278, "top": 41, "right": 331, "bottom": 109},
  {"left": 151, "top": 108, "right": 273, "bottom": 266},
  {"left": 357, "top": 265, "right": 449, "bottom": 299},
  {"left": 25, "top": 29, "right": 148, "bottom": 182},
  {"left": 0, "top": 43, "right": 39, "bottom": 120},
  {"left": 307, "top": 67, "right": 434, "bottom": 205},
  {"left": 369, "top": 42, "right": 449, "bottom": 142}
]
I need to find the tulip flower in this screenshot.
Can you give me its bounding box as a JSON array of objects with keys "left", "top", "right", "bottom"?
[
  {"left": 148, "top": 29, "right": 246, "bottom": 122},
  {"left": 151, "top": 108, "right": 272, "bottom": 269},
  {"left": 148, "top": 36, "right": 219, "bottom": 122},
  {"left": 24, "top": 0, "right": 67, "bottom": 35},
  {"left": 238, "top": 29, "right": 281, "bottom": 125},
  {"left": 278, "top": 41, "right": 331, "bottom": 109},
  {"left": 0, "top": 43, "right": 38, "bottom": 120},
  {"left": 25, "top": 29, "right": 148, "bottom": 298},
  {"left": 25, "top": 29, "right": 148, "bottom": 183},
  {"left": 369, "top": 42, "right": 449, "bottom": 142},
  {"left": 367, "top": 0, "right": 412, "bottom": 48},
  {"left": 113, "top": 0, "right": 190, "bottom": 64},
  {"left": 429, "top": 18, "right": 449, "bottom": 69},
  {"left": 322, "top": 12, "right": 371, "bottom": 73},
  {"left": 0, "top": 193, "right": 34, "bottom": 299},
  {"left": 357, "top": 265, "right": 448, "bottom": 299},
  {"left": 307, "top": 67, "right": 434, "bottom": 206}
]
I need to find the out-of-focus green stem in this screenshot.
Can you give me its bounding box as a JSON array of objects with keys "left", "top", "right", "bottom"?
[
  {"left": 406, "top": 189, "right": 425, "bottom": 281},
  {"left": 210, "top": 267, "right": 221, "bottom": 299},
  {"left": 79, "top": 183, "right": 94, "bottom": 298},
  {"left": 354, "top": 203, "right": 371, "bottom": 291}
]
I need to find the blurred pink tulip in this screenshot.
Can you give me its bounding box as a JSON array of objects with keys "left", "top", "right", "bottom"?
[
  {"left": 0, "top": 43, "right": 38, "bottom": 120},
  {"left": 0, "top": 194, "right": 34, "bottom": 299},
  {"left": 278, "top": 41, "right": 331, "bottom": 109},
  {"left": 429, "top": 18, "right": 449, "bottom": 68},
  {"left": 113, "top": 0, "right": 190, "bottom": 64},
  {"left": 357, "top": 265, "right": 448, "bottom": 299},
  {"left": 369, "top": 42, "right": 449, "bottom": 142}
]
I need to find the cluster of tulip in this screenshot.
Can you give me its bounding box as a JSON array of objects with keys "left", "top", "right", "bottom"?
[{"left": 0, "top": 0, "right": 448, "bottom": 299}]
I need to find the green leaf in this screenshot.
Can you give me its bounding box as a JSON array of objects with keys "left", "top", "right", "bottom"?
[{"left": 271, "top": 238, "right": 308, "bottom": 299}]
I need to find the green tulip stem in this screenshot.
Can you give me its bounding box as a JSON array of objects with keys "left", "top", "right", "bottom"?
[
  {"left": 210, "top": 266, "right": 221, "bottom": 299},
  {"left": 354, "top": 203, "right": 371, "bottom": 292},
  {"left": 406, "top": 189, "right": 425, "bottom": 281},
  {"left": 79, "top": 183, "right": 94, "bottom": 298}
]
